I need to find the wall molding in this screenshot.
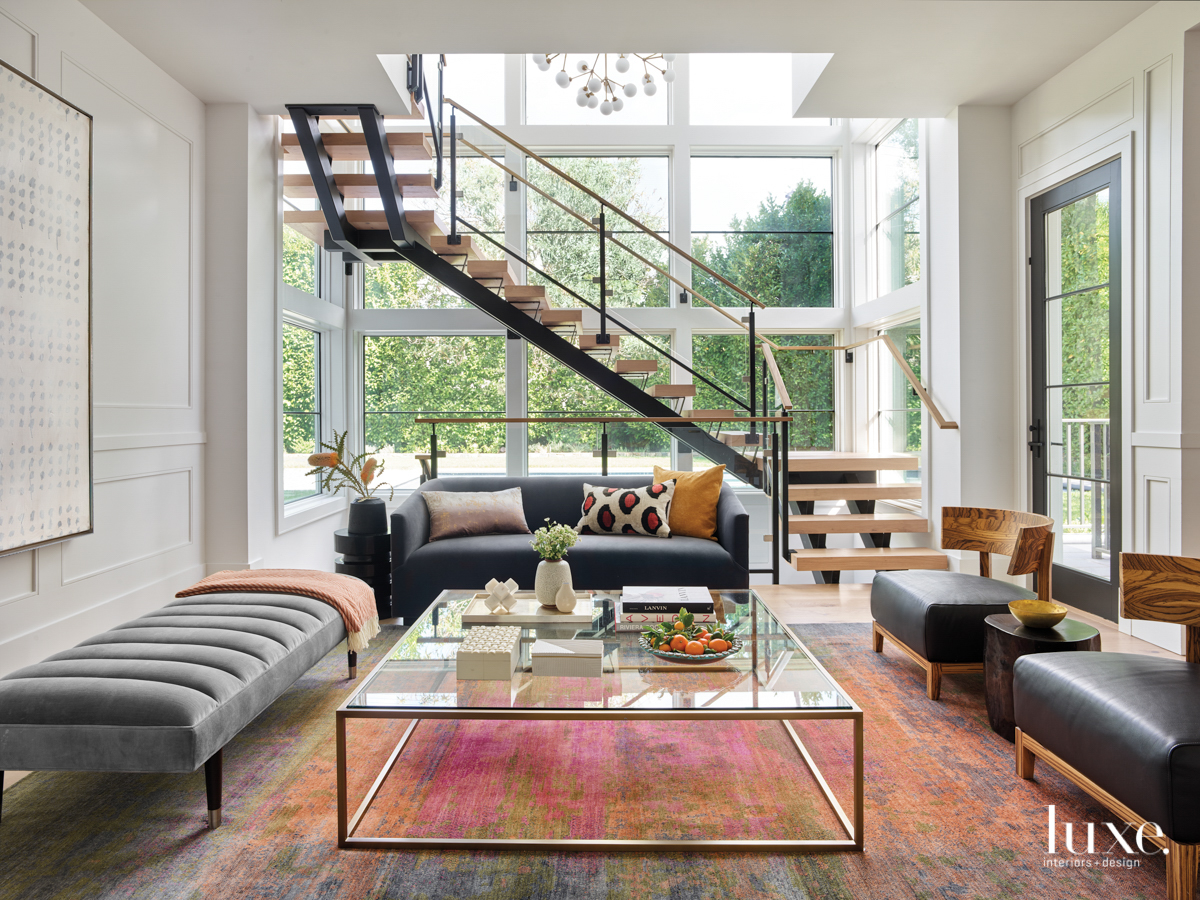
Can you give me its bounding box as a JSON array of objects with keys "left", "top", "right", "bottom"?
[
  {"left": 94, "top": 431, "right": 207, "bottom": 452},
  {"left": 1131, "top": 432, "right": 1200, "bottom": 449},
  {"left": 61, "top": 467, "right": 193, "bottom": 584},
  {"left": 1018, "top": 79, "right": 1134, "bottom": 177},
  {"left": 62, "top": 52, "right": 196, "bottom": 412}
]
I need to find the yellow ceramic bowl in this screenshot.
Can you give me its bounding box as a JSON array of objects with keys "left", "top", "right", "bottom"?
[{"left": 1009, "top": 599, "right": 1069, "bottom": 629}]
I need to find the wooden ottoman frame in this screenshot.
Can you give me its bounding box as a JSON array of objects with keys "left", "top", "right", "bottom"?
[
  {"left": 872, "top": 507, "right": 1055, "bottom": 700},
  {"left": 1015, "top": 552, "right": 1200, "bottom": 900}
]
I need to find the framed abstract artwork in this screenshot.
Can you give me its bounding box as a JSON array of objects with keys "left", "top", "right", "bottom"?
[{"left": 0, "top": 59, "right": 92, "bottom": 557}]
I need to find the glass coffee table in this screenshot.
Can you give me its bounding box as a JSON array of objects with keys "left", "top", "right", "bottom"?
[{"left": 336, "top": 588, "right": 863, "bottom": 851}]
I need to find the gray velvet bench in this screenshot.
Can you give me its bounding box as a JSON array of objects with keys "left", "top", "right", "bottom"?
[{"left": 0, "top": 592, "right": 353, "bottom": 829}]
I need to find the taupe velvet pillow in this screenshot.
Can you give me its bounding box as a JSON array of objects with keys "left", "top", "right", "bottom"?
[{"left": 423, "top": 488, "right": 531, "bottom": 542}]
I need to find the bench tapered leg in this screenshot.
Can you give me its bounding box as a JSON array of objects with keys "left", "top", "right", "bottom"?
[
  {"left": 1167, "top": 840, "right": 1199, "bottom": 900},
  {"left": 348, "top": 650, "right": 357, "bottom": 679},
  {"left": 1, "top": 770, "right": 4, "bottom": 824},
  {"left": 205, "top": 750, "right": 222, "bottom": 829}
]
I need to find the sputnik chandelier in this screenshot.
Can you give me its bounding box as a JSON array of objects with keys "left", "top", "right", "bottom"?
[{"left": 531, "top": 53, "right": 676, "bottom": 115}]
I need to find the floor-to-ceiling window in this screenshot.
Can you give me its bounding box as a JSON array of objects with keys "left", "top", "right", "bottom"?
[{"left": 280, "top": 54, "right": 851, "bottom": 496}]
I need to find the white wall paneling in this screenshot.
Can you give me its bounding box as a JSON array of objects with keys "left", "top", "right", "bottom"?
[
  {"left": 0, "top": 549, "right": 35, "bottom": 606},
  {"left": 0, "top": 7, "right": 35, "bottom": 78},
  {"left": 61, "top": 468, "right": 191, "bottom": 583},
  {"left": 63, "top": 57, "right": 192, "bottom": 412},
  {"left": 0, "top": 0, "right": 205, "bottom": 680}
]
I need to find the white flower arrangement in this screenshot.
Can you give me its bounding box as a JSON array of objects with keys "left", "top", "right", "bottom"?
[{"left": 529, "top": 518, "right": 580, "bottom": 561}]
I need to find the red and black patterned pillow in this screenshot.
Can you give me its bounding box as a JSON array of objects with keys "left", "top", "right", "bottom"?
[{"left": 575, "top": 481, "right": 676, "bottom": 538}]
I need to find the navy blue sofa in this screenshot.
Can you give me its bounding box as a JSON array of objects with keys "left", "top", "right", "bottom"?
[{"left": 389, "top": 475, "right": 750, "bottom": 621}]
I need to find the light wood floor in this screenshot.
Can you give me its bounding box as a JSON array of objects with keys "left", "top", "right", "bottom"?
[{"left": 755, "top": 583, "right": 1183, "bottom": 660}]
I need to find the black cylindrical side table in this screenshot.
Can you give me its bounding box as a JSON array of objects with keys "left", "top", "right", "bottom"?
[
  {"left": 335, "top": 529, "right": 391, "bottom": 619},
  {"left": 984, "top": 613, "right": 1100, "bottom": 742}
]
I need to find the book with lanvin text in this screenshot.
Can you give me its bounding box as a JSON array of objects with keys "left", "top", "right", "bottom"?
[{"left": 616, "top": 586, "right": 715, "bottom": 630}]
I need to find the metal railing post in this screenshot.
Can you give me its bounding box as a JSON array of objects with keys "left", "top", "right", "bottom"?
[
  {"left": 601, "top": 422, "right": 609, "bottom": 477},
  {"left": 771, "top": 418, "right": 780, "bottom": 584},
  {"left": 597, "top": 207, "right": 609, "bottom": 343},
  {"left": 781, "top": 415, "right": 790, "bottom": 562},
  {"left": 448, "top": 110, "right": 460, "bottom": 245},
  {"left": 748, "top": 309, "right": 757, "bottom": 439},
  {"left": 429, "top": 424, "right": 438, "bottom": 480}
]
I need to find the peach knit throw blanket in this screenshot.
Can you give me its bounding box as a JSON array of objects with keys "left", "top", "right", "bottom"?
[{"left": 176, "top": 569, "right": 381, "bottom": 652}]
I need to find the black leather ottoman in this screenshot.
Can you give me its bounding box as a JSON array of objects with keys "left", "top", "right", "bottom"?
[{"left": 871, "top": 570, "right": 1036, "bottom": 700}]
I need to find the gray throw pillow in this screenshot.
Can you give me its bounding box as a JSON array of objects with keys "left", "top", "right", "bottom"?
[{"left": 423, "top": 487, "right": 531, "bottom": 541}]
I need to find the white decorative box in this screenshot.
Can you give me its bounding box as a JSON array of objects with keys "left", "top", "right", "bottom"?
[
  {"left": 531, "top": 639, "right": 604, "bottom": 678},
  {"left": 456, "top": 626, "right": 522, "bottom": 680}
]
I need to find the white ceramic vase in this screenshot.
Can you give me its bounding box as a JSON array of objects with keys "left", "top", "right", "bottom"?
[{"left": 535, "top": 558, "right": 572, "bottom": 608}]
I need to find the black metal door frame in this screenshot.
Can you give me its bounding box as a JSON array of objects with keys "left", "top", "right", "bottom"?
[{"left": 1029, "top": 159, "right": 1121, "bottom": 621}]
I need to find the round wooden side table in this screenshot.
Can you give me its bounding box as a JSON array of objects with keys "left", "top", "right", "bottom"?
[{"left": 983, "top": 613, "right": 1101, "bottom": 742}]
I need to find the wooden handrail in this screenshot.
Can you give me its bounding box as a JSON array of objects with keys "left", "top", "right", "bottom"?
[
  {"left": 415, "top": 416, "right": 790, "bottom": 424},
  {"left": 760, "top": 343, "right": 793, "bottom": 411},
  {"left": 773, "top": 334, "right": 957, "bottom": 429},
  {"left": 446, "top": 96, "right": 765, "bottom": 309}
]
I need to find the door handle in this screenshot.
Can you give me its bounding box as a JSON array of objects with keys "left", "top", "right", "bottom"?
[{"left": 1028, "top": 421, "right": 1043, "bottom": 458}]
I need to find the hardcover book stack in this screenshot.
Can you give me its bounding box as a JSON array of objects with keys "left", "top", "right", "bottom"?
[{"left": 616, "top": 586, "right": 715, "bottom": 631}]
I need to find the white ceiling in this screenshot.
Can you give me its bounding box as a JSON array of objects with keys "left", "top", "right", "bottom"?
[{"left": 79, "top": 0, "right": 1162, "bottom": 117}]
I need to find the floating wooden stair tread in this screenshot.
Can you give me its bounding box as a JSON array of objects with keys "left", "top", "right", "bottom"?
[
  {"left": 778, "top": 513, "right": 929, "bottom": 535},
  {"left": 283, "top": 173, "right": 438, "bottom": 200},
  {"left": 773, "top": 452, "right": 920, "bottom": 472},
  {"left": 614, "top": 359, "right": 659, "bottom": 375},
  {"left": 540, "top": 309, "right": 582, "bottom": 324},
  {"left": 785, "top": 548, "right": 948, "bottom": 572},
  {"left": 648, "top": 383, "right": 697, "bottom": 398},
  {"left": 788, "top": 483, "right": 922, "bottom": 501},
  {"left": 685, "top": 409, "right": 736, "bottom": 418},
  {"left": 507, "top": 293, "right": 550, "bottom": 313},
  {"left": 721, "top": 430, "right": 770, "bottom": 448},
  {"left": 578, "top": 334, "right": 620, "bottom": 351},
  {"left": 505, "top": 285, "right": 547, "bottom": 300},
  {"left": 466, "top": 259, "right": 517, "bottom": 287},
  {"left": 284, "top": 209, "right": 448, "bottom": 245},
  {"left": 431, "top": 235, "right": 477, "bottom": 258},
  {"left": 281, "top": 131, "right": 434, "bottom": 161}
]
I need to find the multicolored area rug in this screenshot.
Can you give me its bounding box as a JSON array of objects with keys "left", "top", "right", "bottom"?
[{"left": 0, "top": 623, "right": 1169, "bottom": 899}]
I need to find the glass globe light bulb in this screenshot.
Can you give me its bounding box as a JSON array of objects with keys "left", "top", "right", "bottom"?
[
  {"left": 577, "top": 60, "right": 589, "bottom": 73},
  {"left": 615, "top": 56, "right": 630, "bottom": 73},
  {"left": 530, "top": 54, "right": 541, "bottom": 63},
  {"left": 663, "top": 53, "right": 676, "bottom": 62},
  {"left": 623, "top": 82, "right": 637, "bottom": 98},
  {"left": 576, "top": 90, "right": 589, "bottom": 107},
  {"left": 537, "top": 59, "right": 551, "bottom": 71},
  {"left": 643, "top": 72, "right": 654, "bottom": 84},
  {"left": 588, "top": 76, "right": 602, "bottom": 93},
  {"left": 587, "top": 94, "right": 600, "bottom": 109},
  {"left": 555, "top": 70, "right": 570, "bottom": 88},
  {"left": 612, "top": 97, "right": 624, "bottom": 111},
  {"left": 644, "top": 81, "right": 657, "bottom": 96},
  {"left": 600, "top": 100, "right": 613, "bottom": 115},
  {"left": 662, "top": 68, "right": 675, "bottom": 83}
]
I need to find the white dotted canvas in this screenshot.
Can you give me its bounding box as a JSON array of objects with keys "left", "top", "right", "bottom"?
[{"left": 0, "top": 62, "right": 92, "bottom": 556}]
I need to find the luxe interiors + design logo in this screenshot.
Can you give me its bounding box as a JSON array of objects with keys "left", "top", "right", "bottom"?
[{"left": 1043, "top": 805, "right": 1165, "bottom": 869}]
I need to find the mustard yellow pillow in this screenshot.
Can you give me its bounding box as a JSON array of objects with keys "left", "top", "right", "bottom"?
[{"left": 653, "top": 464, "right": 725, "bottom": 541}]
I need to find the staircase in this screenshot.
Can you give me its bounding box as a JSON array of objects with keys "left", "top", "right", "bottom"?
[
  {"left": 283, "top": 67, "right": 952, "bottom": 584},
  {"left": 767, "top": 451, "right": 948, "bottom": 582}
]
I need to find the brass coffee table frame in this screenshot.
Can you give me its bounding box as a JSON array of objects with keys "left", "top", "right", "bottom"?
[{"left": 336, "top": 601, "right": 864, "bottom": 852}]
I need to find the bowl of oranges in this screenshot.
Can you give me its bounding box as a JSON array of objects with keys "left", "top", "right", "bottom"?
[{"left": 637, "top": 608, "right": 743, "bottom": 663}]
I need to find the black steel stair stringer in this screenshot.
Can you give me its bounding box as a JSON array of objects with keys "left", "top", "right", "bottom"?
[{"left": 397, "top": 241, "right": 754, "bottom": 482}]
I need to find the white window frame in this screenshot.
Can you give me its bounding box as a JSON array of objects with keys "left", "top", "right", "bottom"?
[{"left": 300, "top": 54, "right": 858, "bottom": 488}]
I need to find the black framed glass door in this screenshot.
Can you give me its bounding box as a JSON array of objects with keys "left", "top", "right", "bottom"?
[{"left": 1029, "top": 160, "right": 1120, "bottom": 620}]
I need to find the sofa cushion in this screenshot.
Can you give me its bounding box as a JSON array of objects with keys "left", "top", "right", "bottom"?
[
  {"left": 871, "top": 570, "right": 1036, "bottom": 663},
  {"left": 655, "top": 464, "right": 724, "bottom": 541},
  {"left": 423, "top": 487, "right": 531, "bottom": 541},
  {"left": 396, "top": 532, "right": 745, "bottom": 598},
  {"left": 1014, "top": 652, "right": 1200, "bottom": 843},
  {"left": 576, "top": 481, "right": 675, "bottom": 538}
]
